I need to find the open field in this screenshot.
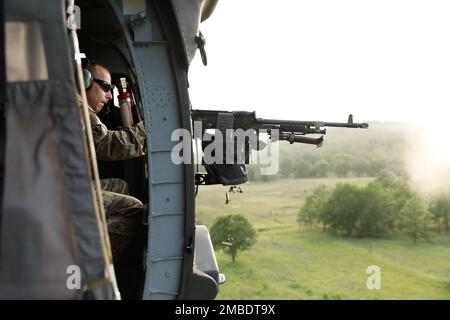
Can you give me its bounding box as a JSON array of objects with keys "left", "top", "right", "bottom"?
[
  {"left": 196, "top": 177, "right": 373, "bottom": 228},
  {"left": 196, "top": 178, "right": 450, "bottom": 299}
]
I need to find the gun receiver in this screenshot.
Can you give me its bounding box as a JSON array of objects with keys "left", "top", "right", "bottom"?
[{"left": 191, "top": 109, "right": 368, "bottom": 147}]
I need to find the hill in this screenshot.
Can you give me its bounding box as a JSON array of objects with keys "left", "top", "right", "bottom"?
[{"left": 196, "top": 178, "right": 450, "bottom": 299}]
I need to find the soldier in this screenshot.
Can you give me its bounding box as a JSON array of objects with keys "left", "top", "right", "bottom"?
[
  {"left": 78, "top": 63, "right": 147, "bottom": 265},
  {"left": 85, "top": 63, "right": 146, "bottom": 161}
]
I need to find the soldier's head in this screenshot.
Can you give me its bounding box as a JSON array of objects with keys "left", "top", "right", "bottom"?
[{"left": 85, "top": 64, "right": 114, "bottom": 113}]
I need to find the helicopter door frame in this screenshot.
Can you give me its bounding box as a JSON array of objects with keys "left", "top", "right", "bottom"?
[{"left": 108, "top": 0, "right": 196, "bottom": 299}]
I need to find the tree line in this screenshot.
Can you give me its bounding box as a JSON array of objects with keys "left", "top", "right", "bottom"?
[
  {"left": 248, "top": 122, "right": 407, "bottom": 181},
  {"left": 297, "top": 170, "right": 450, "bottom": 242}
]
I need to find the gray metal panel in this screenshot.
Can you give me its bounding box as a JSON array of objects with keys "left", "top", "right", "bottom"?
[
  {"left": 150, "top": 152, "right": 183, "bottom": 182},
  {"left": 109, "top": 0, "right": 186, "bottom": 299},
  {"left": 152, "top": 183, "right": 185, "bottom": 212},
  {"left": 194, "top": 225, "right": 219, "bottom": 283}
]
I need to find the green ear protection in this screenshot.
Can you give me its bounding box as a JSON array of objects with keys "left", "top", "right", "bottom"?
[{"left": 82, "top": 68, "right": 93, "bottom": 90}]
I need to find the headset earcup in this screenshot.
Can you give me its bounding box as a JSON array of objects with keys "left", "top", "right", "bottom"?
[{"left": 82, "top": 69, "right": 93, "bottom": 90}]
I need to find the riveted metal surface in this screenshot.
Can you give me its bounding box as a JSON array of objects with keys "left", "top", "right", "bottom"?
[{"left": 110, "top": 0, "right": 186, "bottom": 300}]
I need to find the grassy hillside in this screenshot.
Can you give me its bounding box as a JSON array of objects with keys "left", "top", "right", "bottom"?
[
  {"left": 195, "top": 178, "right": 450, "bottom": 300},
  {"left": 196, "top": 177, "right": 373, "bottom": 228}
]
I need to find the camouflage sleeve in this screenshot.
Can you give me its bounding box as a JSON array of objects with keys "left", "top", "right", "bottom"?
[{"left": 89, "top": 108, "right": 147, "bottom": 161}]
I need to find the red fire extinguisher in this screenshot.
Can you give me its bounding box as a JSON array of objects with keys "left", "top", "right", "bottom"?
[{"left": 118, "top": 77, "right": 134, "bottom": 128}]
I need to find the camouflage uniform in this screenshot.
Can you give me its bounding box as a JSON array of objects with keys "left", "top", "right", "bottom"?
[
  {"left": 77, "top": 94, "right": 147, "bottom": 264},
  {"left": 99, "top": 178, "right": 142, "bottom": 263},
  {"left": 89, "top": 107, "right": 146, "bottom": 161},
  {"left": 102, "top": 190, "right": 145, "bottom": 265},
  {"left": 100, "top": 178, "right": 129, "bottom": 195}
]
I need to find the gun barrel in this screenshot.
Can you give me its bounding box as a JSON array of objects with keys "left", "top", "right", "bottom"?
[
  {"left": 191, "top": 110, "right": 369, "bottom": 130},
  {"left": 323, "top": 121, "right": 369, "bottom": 128},
  {"left": 258, "top": 118, "right": 368, "bottom": 129}
]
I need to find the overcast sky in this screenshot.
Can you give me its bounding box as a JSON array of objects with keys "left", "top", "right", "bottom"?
[{"left": 187, "top": 0, "right": 450, "bottom": 123}]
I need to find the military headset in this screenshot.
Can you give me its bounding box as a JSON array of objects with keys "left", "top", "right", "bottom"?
[
  {"left": 82, "top": 68, "right": 94, "bottom": 90},
  {"left": 81, "top": 60, "right": 116, "bottom": 93},
  {"left": 81, "top": 59, "right": 94, "bottom": 90}
]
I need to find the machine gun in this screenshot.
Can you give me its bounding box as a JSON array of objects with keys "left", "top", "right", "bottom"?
[
  {"left": 191, "top": 109, "right": 369, "bottom": 186},
  {"left": 192, "top": 109, "right": 368, "bottom": 146}
]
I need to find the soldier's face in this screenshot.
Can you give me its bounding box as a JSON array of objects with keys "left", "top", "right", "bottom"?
[{"left": 86, "top": 67, "right": 113, "bottom": 113}]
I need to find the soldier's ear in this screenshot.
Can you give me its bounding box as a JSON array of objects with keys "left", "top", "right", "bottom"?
[{"left": 83, "top": 68, "right": 93, "bottom": 90}]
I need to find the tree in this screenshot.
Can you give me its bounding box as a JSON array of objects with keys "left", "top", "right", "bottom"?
[
  {"left": 297, "top": 185, "right": 331, "bottom": 231},
  {"left": 399, "top": 196, "right": 430, "bottom": 243},
  {"left": 429, "top": 195, "right": 450, "bottom": 232},
  {"left": 334, "top": 160, "right": 352, "bottom": 177},
  {"left": 210, "top": 214, "right": 257, "bottom": 262},
  {"left": 280, "top": 158, "right": 294, "bottom": 178},
  {"left": 312, "top": 159, "right": 330, "bottom": 178},
  {"left": 370, "top": 170, "right": 413, "bottom": 218},
  {"left": 356, "top": 183, "right": 396, "bottom": 238},
  {"left": 293, "top": 159, "right": 313, "bottom": 178},
  {"left": 302, "top": 152, "right": 320, "bottom": 163},
  {"left": 320, "top": 184, "right": 361, "bottom": 237},
  {"left": 353, "top": 158, "right": 371, "bottom": 177},
  {"left": 367, "top": 160, "right": 385, "bottom": 176},
  {"left": 373, "top": 169, "right": 397, "bottom": 189}
]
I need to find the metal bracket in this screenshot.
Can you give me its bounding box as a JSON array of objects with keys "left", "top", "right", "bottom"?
[
  {"left": 129, "top": 11, "right": 153, "bottom": 45},
  {"left": 195, "top": 31, "right": 208, "bottom": 66},
  {"left": 128, "top": 11, "right": 148, "bottom": 29}
]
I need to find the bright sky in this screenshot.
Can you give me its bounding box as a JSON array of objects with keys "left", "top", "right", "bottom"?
[{"left": 188, "top": 0, "right": 450, "bottom": 123}]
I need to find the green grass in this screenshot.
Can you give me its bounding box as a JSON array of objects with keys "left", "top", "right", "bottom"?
[
  {"left": 195, "top": 178, "right": 450, "bottom": 300},
  {"left": 196, "top": 177, "right": 373, "bottom": 229}
]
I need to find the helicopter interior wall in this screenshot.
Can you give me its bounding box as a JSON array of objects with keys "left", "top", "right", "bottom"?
[{"left": 77, "top": 1, "right": 148, "bottom": 203}]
